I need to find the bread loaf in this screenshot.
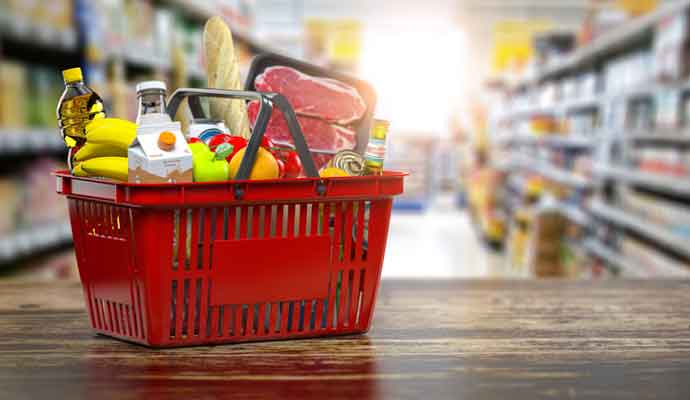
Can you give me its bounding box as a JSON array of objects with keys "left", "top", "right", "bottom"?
[{"left": 203, "top": 16, "right": 251, "bottom": 138}]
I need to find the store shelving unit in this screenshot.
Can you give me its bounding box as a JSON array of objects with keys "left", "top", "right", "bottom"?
[
  {"left": 0, "top": 1, "right": 285, "bottom": 271},
  {"left": 0, "top": 130, "right": 65, "bottom": 154},
  {"left": 0, "top": 221, "right": 72, "bottom": 266},
  {"left": 595, "top": 164, "right": 690, "bottom": 197},
  {"left": 487, "top": 0, "right": 690, "bottom": 278}
]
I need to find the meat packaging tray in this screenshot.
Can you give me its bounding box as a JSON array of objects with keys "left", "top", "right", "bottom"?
[{"left": 244, "top": 52, "right": 377, "bottom": 155}]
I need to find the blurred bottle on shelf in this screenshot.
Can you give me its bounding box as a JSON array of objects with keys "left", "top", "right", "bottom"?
[
  {"left": 56, "top": 67, "right": 106, "bottom": 148},
  {"left": 0, "top": 62, "right": 27, "bottom": 128}
]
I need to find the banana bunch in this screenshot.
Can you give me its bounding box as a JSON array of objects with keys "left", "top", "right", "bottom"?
[{"left": 71, "top": 118, "right": 136, "bottom": 182}]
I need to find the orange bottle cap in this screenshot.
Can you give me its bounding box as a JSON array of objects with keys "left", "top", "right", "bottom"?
[{"left": 158, "top": 131, "right": 176, "bottom": 151}]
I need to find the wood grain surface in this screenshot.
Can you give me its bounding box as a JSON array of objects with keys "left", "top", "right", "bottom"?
[{"left": 1, "top": 279, "right": 690, "bottom": 399}]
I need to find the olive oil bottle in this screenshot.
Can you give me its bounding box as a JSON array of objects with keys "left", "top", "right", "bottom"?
[{"left": 56, "top": 67, "right": 105, "bottom": 148}]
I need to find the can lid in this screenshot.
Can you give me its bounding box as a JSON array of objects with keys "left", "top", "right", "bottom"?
[
  {"left": 62, "top": 67, "right": 83, "bottom": 84},
  {"left": 136, "top": 80, "right": 167, "bottom": 93}
]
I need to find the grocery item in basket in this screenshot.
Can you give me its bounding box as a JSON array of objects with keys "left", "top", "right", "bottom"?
[
  {"left": 57, "top": 67, "right": 106, "bottom": 148},
  {"left": 329, "top": 150, "right": 365, "bottom": 176},
  {"left": 364, "top": 119, "right": 389, "bottom": 175},
  {"left": 204, "top": 16, "right": 251, "bottom": 138},
  {"left": 319, "top": 167, "right": 349, "bottom": 177},
  {"left": 128, "top": 81, "right": 193, "bottom": 183},
  {"left": 254, "top": 66, "right": 366, "bottom": 125},
  {"left": 191, "top": 142, "right": 232, "bottom": 182},
  {"left": 80, "top": 157, "right": 128, "bottom": 182},
  {"left": 228, "top": 146, "right": 280, "bottom": 180},
  {"left": 247, "top": 100, "right": 357, "bottom": 152},
  {"left": 187, "top": 119, "right": 230, "bottom": 143},
  {"left": 84, "top": 118, "right": 137, "bottom": 152}
]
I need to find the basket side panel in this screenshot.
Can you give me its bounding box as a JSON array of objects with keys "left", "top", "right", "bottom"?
[
  {"left": 357, "top": 199, "right": 393, "bottom": 330},
  {"left": 69, "top": 199, "right": 145, "bottom": 341},
  {"left": 130, "top": 208, "right": 178, "bottom": 346}
]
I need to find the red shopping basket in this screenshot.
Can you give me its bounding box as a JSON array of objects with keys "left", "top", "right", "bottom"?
[{"left": 55, "top": 89, "right": 405, "bottom": 347}]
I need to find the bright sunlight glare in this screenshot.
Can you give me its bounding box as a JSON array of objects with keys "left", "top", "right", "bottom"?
[{"left": 360, "top": 27, "right": 468, "bottom": 136}]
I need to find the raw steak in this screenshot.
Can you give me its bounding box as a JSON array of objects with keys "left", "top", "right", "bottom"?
[
  {"left": 254, "top": 66, "right": 366, "bottom": 125},
  {"left": 248, "top": 101, "right": 357, "bottom": 152}
]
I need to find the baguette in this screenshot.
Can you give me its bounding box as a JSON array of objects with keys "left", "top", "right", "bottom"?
[{"left": 203, "top": 16, "right": 251, "bottom": 138}]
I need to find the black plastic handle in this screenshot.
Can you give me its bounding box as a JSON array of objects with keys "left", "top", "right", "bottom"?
[{"left": 166, "top": 88, "right": 325, "bottom": 199}]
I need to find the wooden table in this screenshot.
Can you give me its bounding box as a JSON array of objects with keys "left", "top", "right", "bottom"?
[{"left": 1, "top": 279, "right": 690, "bottom": 399}]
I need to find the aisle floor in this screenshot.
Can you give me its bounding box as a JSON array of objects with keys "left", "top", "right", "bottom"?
[{"left": 382, "top": 195, "right": 505, "bottom": 279}]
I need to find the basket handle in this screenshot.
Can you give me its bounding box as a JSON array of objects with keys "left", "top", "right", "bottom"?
[{"left": 166, "top": 88, "right": 324, "bottom": 199}]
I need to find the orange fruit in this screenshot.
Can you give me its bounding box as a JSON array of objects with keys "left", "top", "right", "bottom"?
[{"left": 228, "top": 146, "right": 279, "bottom": 180}]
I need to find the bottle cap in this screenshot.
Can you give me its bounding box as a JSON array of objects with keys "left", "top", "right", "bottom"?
[
  {"left": 136, "top": 80, "right": 167, "bottom": 93},
  {"left": 62, "top": 68, "right": 83, "bottom": 84},
  {"left": 158, "top": 131, "right": 176, "bottom": 151}
]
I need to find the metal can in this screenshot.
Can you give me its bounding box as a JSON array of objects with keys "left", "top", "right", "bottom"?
[
  {"left": 329, "top": 150, "right": 366, "bottom": 176},
  {"left": 188, "top": 119, "right": 230, "bottom": 144}
]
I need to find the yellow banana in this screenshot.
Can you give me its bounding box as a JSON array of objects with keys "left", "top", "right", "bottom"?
[
  {"left": 74, "top": 142, "right": 127, "bottom": 162},
  {"left": 85, "top": 117, "right": 136, "bottom": 136},
  {"left": 72, "top": 162, "right": 89, "bottom": 177},
  {"left": 80, "top": 157, "right": 128, "bottom": 182},
  {"left": 86, "top": 123, "right": 137, "bottom": 151}
]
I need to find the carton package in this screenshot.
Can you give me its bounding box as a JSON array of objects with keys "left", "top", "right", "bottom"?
[{"left": 128, "top": 120, "right": 193, "bottom": 183}]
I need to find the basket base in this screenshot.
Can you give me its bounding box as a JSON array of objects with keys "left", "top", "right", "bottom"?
[{"left": 94, "top": 328, "right": 372, "bottom": 348}]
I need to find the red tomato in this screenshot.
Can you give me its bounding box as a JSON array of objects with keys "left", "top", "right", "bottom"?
[
  {"left": 208, "top": 135, "right": 248, "bottom": 161},
  {"left": 284, "top": 151, "right": 302, "bottom": 178},
  {"left": 187, "top": 137, "right": 202, "bottom": 144},
  {"left": 260, "top": 136, "right": 276, "bottom": 152},
  {"left": 276, "top": 158, "right": 286, "bottom": 178}
]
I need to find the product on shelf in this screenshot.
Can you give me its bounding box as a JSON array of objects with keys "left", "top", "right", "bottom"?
[
  {"left": 0, "top": 62, "right": 27, "bottom": 128},
  {"left": 655, "top": 88, "right": 682, "bottom": 129},
  {"left": 634, "top": 147, "right": 690, "bottom": 176},
  {"left": 0, "top": 178, "right": 19, "bottom": 235},
  {"left": 620, "top": 188, "right": 690, "bottom": 239},
  {"left": 204, "top": 16, "right": 251, "bottom": 138},
  {"left": 620, "top": 235, "right": 690, "bottom": 277},
  {"left": 20, "top": 158, "right": 69, "bottom": 226},
  {"left": 255, "top": 66, "right": 367, "bottom": 125},
  {"left": 128, "top": 81, "right": 192, "bottom": 183},
  {"left": 654, "top": 12, "right": 690, "bottom": 82}
]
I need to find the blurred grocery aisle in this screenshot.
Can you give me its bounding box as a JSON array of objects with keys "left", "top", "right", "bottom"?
[
  {"left": 383, "top": 194, "right": 506, "bottom": 279},
  {"left": 2, "top": 0, "right": 690, "bottom": 282}
]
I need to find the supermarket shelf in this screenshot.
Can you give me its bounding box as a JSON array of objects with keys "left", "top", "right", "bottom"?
[
  {"left": 536, "top": 197, "right": 590, "bottom": 226},
  {"left": 0, "top": 221, "right": 72, "bottom": 265},
  {"left": 590, "top": 200, "right": 690, "bottom": 260},
  {"left": 0, "top": 129, "right": 65, "bottom": 154},
  {"left": 498, "top": 134, "right": 594, "bottom": 149},
  {"left": 562, "top": 97, "right": 601, "bottom": 113},
  {"left": 521, "top": 158, "right": 592, "bottom": 189},
  {"left": 556, "top": 202, "right": 590, "bottom": 226},
  {"left": 583, "top": 239, "right": 644, "bottom": 277},
  {"left": 595, "top": 164, "right": 690, "bottom": 197},
  {"left": 629, "top": 133, "right": 690, "bottom": 146},
  {"left": 0, "top": 15, "right": 78, "bottom": 52},
  {"left": 519, "top": 0, "right": 690, "bottom": 87}
]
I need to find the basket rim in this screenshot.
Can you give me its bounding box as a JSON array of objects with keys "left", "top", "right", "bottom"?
[{"left": 53, "top": 169, "right": 408, "bottom": 187}]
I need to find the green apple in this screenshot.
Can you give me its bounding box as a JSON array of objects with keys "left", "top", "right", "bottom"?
[{"left": 192, "top": 142, "right": 232, "bottom": 182}]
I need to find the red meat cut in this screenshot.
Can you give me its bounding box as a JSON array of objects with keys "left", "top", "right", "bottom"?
[
  {"left": 248, "top": 101, "right": 357, "bottom": 152},
  {"left": 254, "top": 66, "right": 366, "bottom": 125}
]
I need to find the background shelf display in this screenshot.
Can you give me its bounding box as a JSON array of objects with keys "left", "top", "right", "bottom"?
[
  {"left": 0, "top": 221, "right": 72, "bottom": 266},
  {"left": 595, "top": 164, "right": 690, "bottom": 197},
  {"left": 590, "top": 200, "right": 690, "bottom": 261},
  {"left": 480, "top": 0, "right": 690, "bottom": 278}
]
